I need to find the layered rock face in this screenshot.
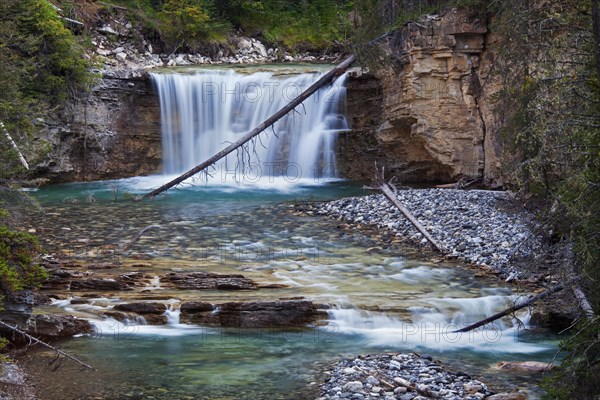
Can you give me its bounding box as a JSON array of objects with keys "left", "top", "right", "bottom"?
[
  {"left": 37, "top": 74, "right": 162, "bottom": 183},
  {"left": 340, "top": 8, "right": 502, "bottom": 186}
]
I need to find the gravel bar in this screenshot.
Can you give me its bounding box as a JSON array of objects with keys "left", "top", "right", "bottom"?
[
  {"left": 300, "top": 189, "right": 541, "bottom": 276},
  {"left": 318, "top": 353, "right": 494, "bottom": 400}
]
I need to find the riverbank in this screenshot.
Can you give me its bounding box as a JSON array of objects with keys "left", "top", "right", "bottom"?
[
  {"left": 296, "top": 188, "right": 543, "bottom": 279},
  {"left": 318, "top": 353, "right": 528, "bottom": 400}
]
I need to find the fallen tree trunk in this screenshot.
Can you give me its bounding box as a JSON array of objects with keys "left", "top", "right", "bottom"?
[
  {"left": 143, "top": 54, "right": 357, "bottom": 200},
  {"left": 453, "top": 282, "right": 566, "bottom": 333},
  {"left": 378, "top": 181, "right": 444, "bottom": 252},
  {"left": 564, "top": 243, "right": 596, "bottom": 319}
]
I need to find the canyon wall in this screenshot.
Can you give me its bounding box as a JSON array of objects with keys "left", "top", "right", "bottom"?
[
  {"left": 36, "top": 73, "right": 162, "bottom": 183},
  {"left": 340, "top": 8, "right": 502, "bottom": 186}
]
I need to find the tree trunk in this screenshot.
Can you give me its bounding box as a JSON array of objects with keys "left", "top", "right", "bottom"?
[
  {"left": 143, "top": 54, "right": 357, "bottom": 200},
  {"left": 592, "top": 0, "right": 600, "bottom": 82},
  {"left": 0, "top": 121, "right": 29, "bottom": 170}
]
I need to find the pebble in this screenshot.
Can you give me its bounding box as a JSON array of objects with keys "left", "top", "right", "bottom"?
[
  {"left": 299, "top": 189, "right": 541, "bottom": 274},
  {"left": 319, "top": 353, "right": 491, "bottom": 400}
]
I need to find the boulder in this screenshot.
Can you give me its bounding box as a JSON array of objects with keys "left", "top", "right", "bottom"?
[
  {"left": 97, "top": 25, "right": 119, "bottom": 36},
  {"left": 253, "top": 41, "right": 268, "bottom": 58},
  {"left": 496, "top": 361, "right": 555, "bottom": 373},
  {"left": 26, "top": 314, "right": 92, "bottom": 338},
  {"left": 237, "top": 37, "right": 253, "bottom": 51},
  {"left": 0, "top": 362, "right": 35, "bottom": 400}
]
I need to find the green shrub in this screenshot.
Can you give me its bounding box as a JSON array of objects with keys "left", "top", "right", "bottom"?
[{"left": 0, "top": 225, "right": 47, "bottom": 293}]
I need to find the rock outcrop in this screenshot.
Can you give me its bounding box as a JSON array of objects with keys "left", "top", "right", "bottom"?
[
  {"left": 36, "top": 75, "right": 162, "bottom": 183},
  {"left": 341, "top": 8, "right": 502, "bottom": 186},
  {"left": 25, "top": 314, "right": 92, "bottom": 338}
]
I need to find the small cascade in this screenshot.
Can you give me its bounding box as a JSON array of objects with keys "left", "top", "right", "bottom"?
[
  {"left": 144, "top": 275, "right": 162, "bottom": 291},
  {"left": 151, "top": 69, "right": 349, "bottom": 182},
  {"left": 165, "top": 304, "right": 181, "bottom": 325},
  {"left": 123, "top": 315, "right": 147, "bottom": 326}
]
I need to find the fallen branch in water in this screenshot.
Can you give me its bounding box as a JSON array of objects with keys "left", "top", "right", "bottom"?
[
  {"left": 0, "top": 320, "right": 95, "bottom": 371},
  {"left": 453, "top": 282, "right": 567, "bottom": 333}
]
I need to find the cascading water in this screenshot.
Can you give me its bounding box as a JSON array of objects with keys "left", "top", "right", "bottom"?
[{"left": 151, "top": 69, "right": 348, "bottom": 183}]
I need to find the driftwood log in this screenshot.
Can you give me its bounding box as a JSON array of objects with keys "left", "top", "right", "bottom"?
[{"left": 378, "top": 181, "right": 444, "bottom": 252}]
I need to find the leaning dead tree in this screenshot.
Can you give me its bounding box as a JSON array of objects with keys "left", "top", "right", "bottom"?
[{"left": 143, "top": 54, "right": 358, "bottom": 200}]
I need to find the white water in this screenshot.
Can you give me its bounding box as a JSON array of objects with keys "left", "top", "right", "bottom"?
[
  {"left": 151, "top": 69, "right": 349, "bottom": 183},
  {"left": 327, "top": 294, "right": 547, "bottom": 353}
]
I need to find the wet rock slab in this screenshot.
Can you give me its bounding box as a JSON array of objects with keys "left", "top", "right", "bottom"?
[
  {"left": 181, "top": 300, "right": 327, "bottom": 328},
  {"left": 161, "top": 272, "right": 258, "bottom": 290}
]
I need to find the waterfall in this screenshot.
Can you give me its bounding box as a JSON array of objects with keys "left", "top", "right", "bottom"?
[{"left": 151, "top": 69, "right": 348, "bottom": 183}]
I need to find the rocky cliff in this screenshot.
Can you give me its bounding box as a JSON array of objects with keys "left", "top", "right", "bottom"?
[
  {"left": 37, "top": 73, "right": 162, "bottom": 182},
  {"left": 340, "top": 8, "right": 502, "bottom": 186}
]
